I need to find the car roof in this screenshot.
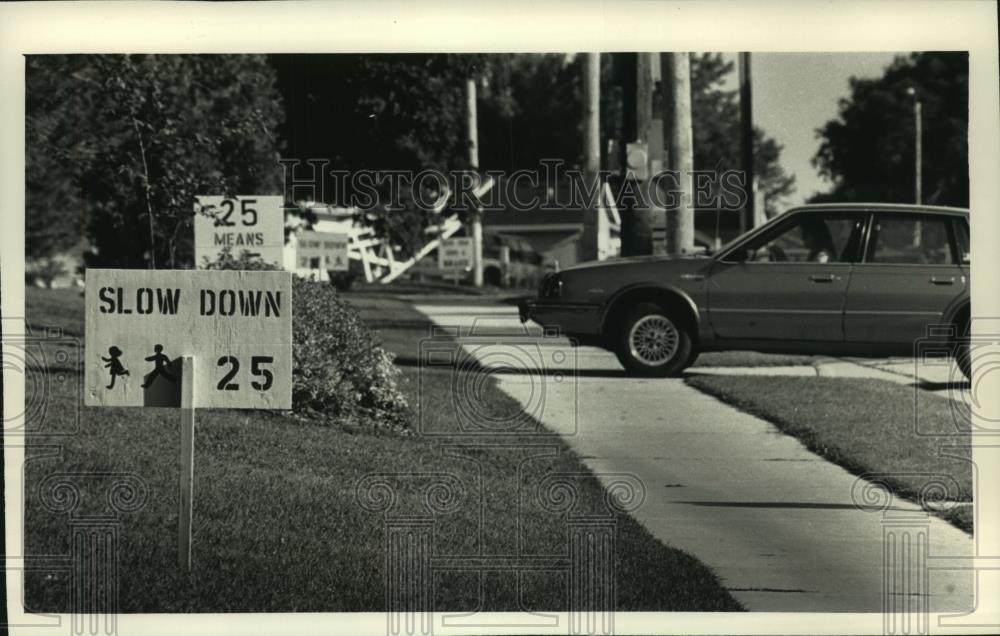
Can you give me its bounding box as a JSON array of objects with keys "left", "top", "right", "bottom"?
[{"left": 788, "top": 202, "right": 969, "bottom": 216}]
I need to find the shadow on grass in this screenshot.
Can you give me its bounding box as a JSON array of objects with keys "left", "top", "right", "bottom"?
[
  {"left": 23, "top": 287, "right": 743, "bottom": 613},
  {"left": 911, "top": 379, "right": 971, "bottom": 392},
  {"left": 392, "top": 354, "right": 630, "bottom": 378}
]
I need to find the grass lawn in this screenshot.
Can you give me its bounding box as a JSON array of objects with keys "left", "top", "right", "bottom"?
[
  {"left": 685, "top": 375, "right": 973, "bottom": 532},
  {"left": 23, "top": 287, "right": 741, "bottom": 613}
]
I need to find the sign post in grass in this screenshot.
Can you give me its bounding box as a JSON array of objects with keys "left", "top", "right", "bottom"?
[
  {"left": 179, "top": 356, "right": 196, "bottom": 570},
  {"left": 84, "top": 269, "right": 293, "bottom": 570}
]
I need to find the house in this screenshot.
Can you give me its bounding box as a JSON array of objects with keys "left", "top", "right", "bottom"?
[
  {"left": 481, "top": 178, "right": 621, "bottom": 270},
  {"left": 480, "top": 177, "right": 751, "bottom": 269}
]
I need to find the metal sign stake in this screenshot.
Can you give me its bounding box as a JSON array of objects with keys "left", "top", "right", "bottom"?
[{"left": 179, "top": 355, "right": 196, "bottom": 571}]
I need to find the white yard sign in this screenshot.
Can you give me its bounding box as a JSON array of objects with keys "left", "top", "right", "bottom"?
[
  {"left": 296, "top": 231, "right": 349, "bottom": 272},
  {"left": 194, "top": 195, "right": 285, "bottom": 268},
  {"left": 84, "top": 269, "right": 292, "bottom": 409},
  {"left": 438, "top": 237, "right": 474, "bottom": 271}
]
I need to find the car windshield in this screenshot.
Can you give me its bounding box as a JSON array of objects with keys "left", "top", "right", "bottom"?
[
  {"left": 711, "top": 215, "right": 784, "bottom": 258},
  {"left": 713, "top": 210, "right": 865, "bottom": 262}
]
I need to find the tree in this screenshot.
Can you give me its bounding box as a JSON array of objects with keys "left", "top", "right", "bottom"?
[
  {"left": 270, "top": 53, "right": 796, "bottom": 255},
  {"left": 26, "top": 54, "right": 284, "bottom": 268},
  {"left": 271, "top": 54, "right": 490, "bottom": 256},
  {"left": 25, "top": 55, "right": 91, "bottom": 261},
  {"left": 689, "top": 53, "right": 795, "bottom": 217},
  {"left": 477, "top": 54, "right": 583, "bottom": 170},
  {"left": 812, "top": 52, "right": 968, "bottom": 207}
]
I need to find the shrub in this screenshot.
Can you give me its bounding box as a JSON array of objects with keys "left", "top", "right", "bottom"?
[{"left": 205, "top": 249, "right": 410, "bottom": 431}]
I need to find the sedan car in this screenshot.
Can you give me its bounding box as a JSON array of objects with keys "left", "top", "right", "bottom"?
[{"left": 519, "top": 203, "right": 971, "bottom": 377}]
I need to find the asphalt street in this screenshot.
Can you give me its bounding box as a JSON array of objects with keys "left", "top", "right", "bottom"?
[{"left": 414, "top": 302, "right": 975, "bottom": 613}]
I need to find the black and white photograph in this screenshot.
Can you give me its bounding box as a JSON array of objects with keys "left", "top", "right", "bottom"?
[{"left": 2, "top": 2, "right": 999, "bottom": 635}]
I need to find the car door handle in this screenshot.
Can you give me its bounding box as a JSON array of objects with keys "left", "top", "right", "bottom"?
[
  {"left": 809, "top": 274, "right": 836, "bottom": 283},
  {"left": 930, "top": 276, "right": 956, "bottom": 285}
]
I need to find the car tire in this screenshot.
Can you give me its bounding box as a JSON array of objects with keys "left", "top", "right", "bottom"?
[
  {"left": 614, "top": 303, "right": 694, "bottom": 377},
  {"left": 956, "top": 318, "right": 971, "bottom": 380}
]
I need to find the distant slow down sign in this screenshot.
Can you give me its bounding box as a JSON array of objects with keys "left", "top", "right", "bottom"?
[{"left": 84, "top": 269, "right": 292, "bottom": 409}]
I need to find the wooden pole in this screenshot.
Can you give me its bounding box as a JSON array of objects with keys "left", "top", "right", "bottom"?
[
  {"left": 913, "top": 98, "right": 923, "bottom": 245},
  {"left": 915, "top": 99, "right": 922, "bottom": 205},
  {"left": 663, "top": 52, "right": 696, "bottom": 255},
  {"left": 581, "top": 52, "right": 602, "bottom": 262},
  {"left": 616, "top": 53, "right": 644, "bottom": 257},
  {"left": 738, "top": 52, "right": 755, "bottom": 233},
  {"left": 466, "top": 78, "right": 483, "bottom": 287},
  {"left": 179, "top": 356, "right": 196, "bottom": 571},
  {"left": 619, "top": 53, "right": 655, "bottom": 256}
]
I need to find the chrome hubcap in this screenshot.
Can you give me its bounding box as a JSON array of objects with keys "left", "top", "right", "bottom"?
[{"left": 628, "top": 315, "right": 679, "bottom": 366}]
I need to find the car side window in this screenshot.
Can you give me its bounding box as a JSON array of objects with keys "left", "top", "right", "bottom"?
[
  {"left": 866, "top": 214, "right": 955, "bottom": 265},
  {"left": 743, "top": 214, "right": 860, "bottom": 263},
  {"left": 954, "top": 218, "right": 970, "bottom": 263}
]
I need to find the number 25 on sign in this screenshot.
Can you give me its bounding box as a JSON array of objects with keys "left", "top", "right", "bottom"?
[{"left": 194, "top": 195, "right": 285, "bottom": 268}]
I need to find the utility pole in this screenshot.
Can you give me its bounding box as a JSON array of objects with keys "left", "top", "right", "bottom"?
[
  {"left": 615, "top": 52, "right": 655, "bottom": 256},
  {"left": 616, "top": 53, "right": 638, "bottom": 255},
  {"left": 738, "top": 52, "right": 755, "bottom": 233},
  {"left": 466, "top": 77, "right": 483, "bottom": 287},
  {"left": 662, "top": 52, "right": 695, "bottom": 255},
  {"left": 636, "top": 53, "right": 662, "bottom": 254},
  {"left": 907, "top": 87, "right": 923, "bottom": 204},
  {"left": 907, "top": 86, "right": 923, "bottom": 246},
  {"left": 580, "top": 53, "right": 602, "bottom": 262}
]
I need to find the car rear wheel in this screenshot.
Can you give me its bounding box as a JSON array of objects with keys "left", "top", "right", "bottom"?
[
  {"left": 615, "top": 303, "right": 694, "bottom": 377},
  {"left": 956, "top": 318, "right": 971, "bottom": 380}
]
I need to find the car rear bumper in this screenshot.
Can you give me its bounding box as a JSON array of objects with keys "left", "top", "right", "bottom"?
[{"left": 518, "top": 299, "right": 601, "bottom": 336}]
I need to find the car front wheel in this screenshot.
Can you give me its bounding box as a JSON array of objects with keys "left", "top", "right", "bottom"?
[{"left": 615, "top": 303, "right": 694, "bottom": 377}]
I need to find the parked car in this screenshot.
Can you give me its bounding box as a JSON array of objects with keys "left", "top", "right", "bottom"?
[
  {"left": 482, "top": 232, "right": 544, "bottom": 289},
  {"left": 520, "top": 203, "right": 971, "bottom": 377}
]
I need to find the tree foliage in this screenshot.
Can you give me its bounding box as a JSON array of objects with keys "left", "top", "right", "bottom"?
[
  {"left": 690, "top": 53, "right": 796, "bottom": 216},
  {"left": 25, "top": 55, "right": 91, "bottom": 260},
  {"left": 26, "top": 54, "right": 284, "bottom": 268},
  {"left": 272, "top": 54, "right": 490, "bottom": 256},
  {"left": 477, "top": 54, "right": 583, "bottom": 170},
  {"left": 812, "top": 52, "right": 968, "bottom": 207},
  {"left": 273, "top": 54, "right": 480, "bottom": 174}
]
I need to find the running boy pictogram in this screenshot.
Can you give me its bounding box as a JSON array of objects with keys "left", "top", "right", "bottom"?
[{"left": 141, "top": 344, "right": 176, "bottom": 388}]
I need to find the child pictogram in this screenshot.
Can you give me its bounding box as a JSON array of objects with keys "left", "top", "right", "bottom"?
[
  {"left": 141, "top": 344, "right": 176, "bottom": 388},
  {"left": 101, "top": 346, "right": 130, "bottom": 389}
]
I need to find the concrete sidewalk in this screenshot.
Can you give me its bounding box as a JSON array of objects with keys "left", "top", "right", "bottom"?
[{"left": 414, "top": 302, "right": 974, "bottom": 613}]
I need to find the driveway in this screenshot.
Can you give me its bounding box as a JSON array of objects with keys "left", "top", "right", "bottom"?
[{"left": 413, "top": 302, "right": 974, "bottom": 613}]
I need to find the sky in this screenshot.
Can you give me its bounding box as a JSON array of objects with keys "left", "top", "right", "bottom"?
[{"left": 723, "top": 52, "right": 904, "bottom": 207}]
